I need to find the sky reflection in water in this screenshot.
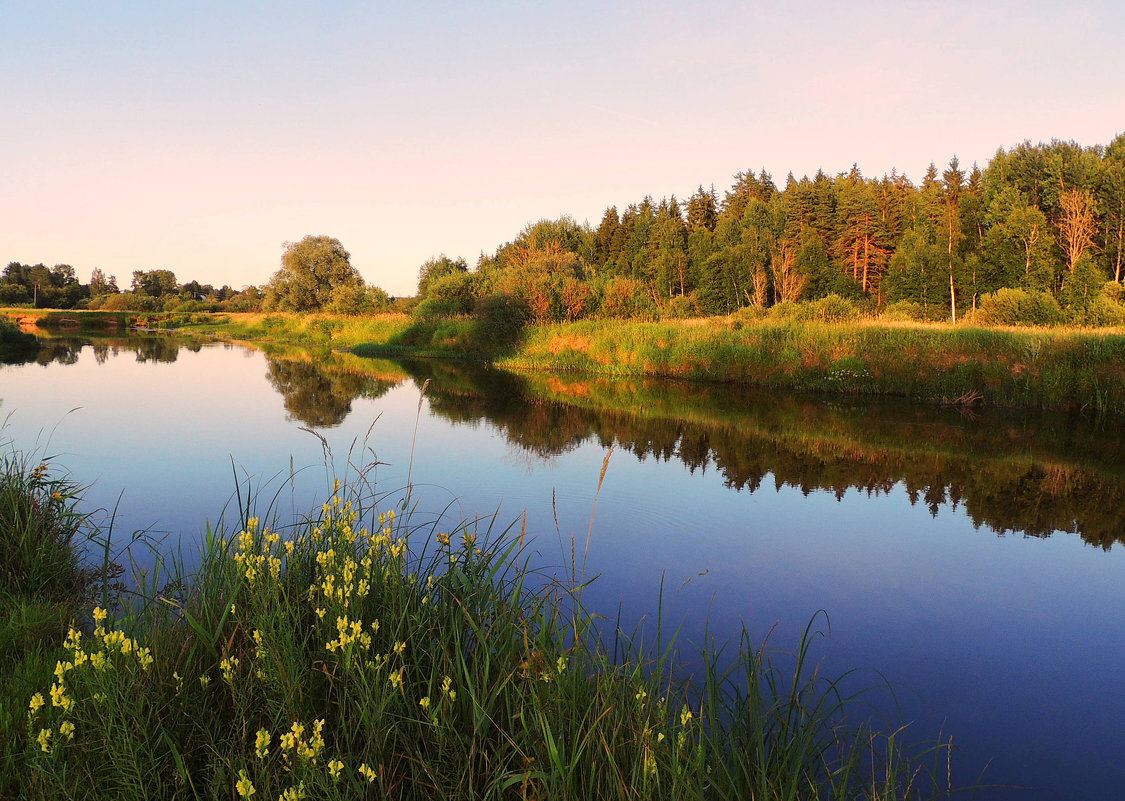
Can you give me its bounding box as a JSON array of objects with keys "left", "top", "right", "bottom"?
[{"left": 3, "top": 336, "right": 1124, "bottom": 800}]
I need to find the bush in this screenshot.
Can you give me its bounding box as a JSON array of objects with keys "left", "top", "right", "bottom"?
[
  {"left": 599, "top": 277, "right": 657, "bottom": 320},
  {"left": 766, "top": 295, "right": 860, "bottom": 323},
  {"left": 1076, "top": 295, "right": 1125, "bottom": 327},
  {"left": 808, "top": 294, "right": 861, "bottom": 322},
  {"left": 880, "top": 300, "right": 929, "bottom": 322},
  {"left": 975, "top": 288, "right": 1064, "bottom": 327},
  {"left": 415, "top": 272, "right": 481, "bottom": 318},
  {"left": 661, "top": 294, "right": 701, "bottom": 319},
  {"left": 471, "top": 293, "right": 529, "bottom": 353}
]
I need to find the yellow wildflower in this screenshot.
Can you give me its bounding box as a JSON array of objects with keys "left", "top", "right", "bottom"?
[
  {"left": 279, "top": 784, "right": 307, "bottom": 801},
  {"left": 393, "top": 641, "right": 406, "bottom": 656},
  {"left": 255, "top": 728, "right": 271, "bottom": 759},
  {"left": 419, "top": 696, "right": 431, "bottom": 710},
  {"left": 64, "top": 627, "right": 83, "bottom": 651},
  {"left": 235, "top": 768, "right": 256, "bottom": 797},
  {"left": 389, "top": 668, "right": 404, "bottom": 691},
  {"left": 136, "top": 647, "right": 153, "bottom": 670},
  {"left": 28, "top": 692, "right": 45, "bottom": 716},
  {"left": 37, "top": 728, "right": 52, "bottom": 752},
  {"left": 358, "top": 763, "right": 376, "bottom": 783},
  {"left": 59, "top": 721, "right": 76, "bottom": 741},
  {"left": 680, "top": 707, "right": 693, "bottom": 727},
  {"left": 50, "top": 682, "right": 71, "bottom": 711},
  {"left": 328, "top": 759, "right": 344, "bottom": 779},
  {"left": 220, "top": 656, "right": 239, "bottom": 683}
]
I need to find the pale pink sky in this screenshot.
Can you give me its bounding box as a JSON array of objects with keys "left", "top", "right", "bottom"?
[{"left": 3, "top": 1, "right": 1123, "bottom": 296}]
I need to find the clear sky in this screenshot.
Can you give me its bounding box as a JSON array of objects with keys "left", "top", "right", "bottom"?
[{"left": 3, "top": 1, "right": 1123, "bottom": 296}]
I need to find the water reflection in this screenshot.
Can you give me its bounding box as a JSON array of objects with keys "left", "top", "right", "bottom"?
[
  {"left": 261, "top": 352, "right": 1125, "bottom": 549},
  {"left": 1, "top": 334, "right": 197, "bottom": 366},
  {"left": 10, "top": 336, "right": 1124, "bottom": 549},
  {"left": 264, "top": 352, "right": 400, "bottom": 428}
]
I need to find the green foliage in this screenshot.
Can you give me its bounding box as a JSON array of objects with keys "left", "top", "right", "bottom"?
[
  {"left": 416, "top": 255, "right": 468, "bottom": 299},
  {"left": 879, "top": 300, "right": 931, "bottom": 322},
  {"left": 1076, "top": 295, "right": 1125, "bottom": 327},
  {"left": 1058, "top": 259, "right": 1108, "bottom": 317},
  {"left": 660, "top": 293, "right": 701, "bottom": 319},
  {"left": 0, "top": 317, "right": 38, "bottom": 353},
  {"left": 0, "top": 448, "right": 94, "bottom": 795},
  {"left": 768, "top": 295, "right": 861, "bottom": 323},
  {"left": 264, "top": 236, "right": 369, "bottom": 313},
  {"left": 503, "top": 318, "right": 1125, "bottom": 412},
  {"left": 599, "top": 276, "right": 656, "bottom": 319},
  {"left": 131, "top": 269, "right": 179, "bottom": 298},
  {"left": 415, "top": 270, "right": 481, "bottom": 318},
  {"left": 968, "top": 288, "right": 1065, "bottom": 327},
  {"left": 469, "top": 292, "right": 529, "bottom": 353}
]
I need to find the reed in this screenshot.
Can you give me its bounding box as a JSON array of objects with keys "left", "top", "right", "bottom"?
[{"left": 5, "top": 443, "right": 959, "bottom": 800}]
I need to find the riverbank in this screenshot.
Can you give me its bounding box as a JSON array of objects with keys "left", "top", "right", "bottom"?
[
  {"left": 1, "top": 447, "right": 954, "bottom": 800},
  {"left": 9, "top": 308, "right": 1125, "bottom": 413}
]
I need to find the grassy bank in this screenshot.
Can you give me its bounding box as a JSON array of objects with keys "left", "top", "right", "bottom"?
[
  {"left": 496, "top": 319, "right": 1125, "bottom": 413},
  {"left": 19, "top": 307, "right": 1122, "bottom": 412},
  {"left": 4, "top": 449, "right": 955, "bottom": 800},
  {"left": 0, "top": 317, "right": 39, "bottom": 358},
  {"left": 174, "top": 311, "right": 416, "bottom": 350},
  {"left": 0, "top": 450, "right": 93, "bottom": 794}
]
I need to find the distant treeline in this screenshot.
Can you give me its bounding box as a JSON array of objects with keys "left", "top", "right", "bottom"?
[
  {"left": 414, "top": 136, "right": 1125, "bottom": 326},
  {"left": 0, "top": 264, "right": 266, "bottom": 313},
  {"left": 6, "top": 136, "right": 1124, "bottom": 326}
]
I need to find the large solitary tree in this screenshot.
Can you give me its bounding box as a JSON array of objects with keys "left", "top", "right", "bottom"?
[{"left": 264, "top": 236, "right": 364, "bottom": 312}]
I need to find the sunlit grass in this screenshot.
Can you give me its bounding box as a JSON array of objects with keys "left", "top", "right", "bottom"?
[
  {"left": 499, "top": 318, "right": 1125, "bottom": 413},
  {"left": 6, "top": 447, "right": 959, "bottom": 800}
]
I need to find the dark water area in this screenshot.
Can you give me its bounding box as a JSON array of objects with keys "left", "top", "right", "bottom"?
[{"left": 3, "top": 334, "right": 1125, "bottom": 800}]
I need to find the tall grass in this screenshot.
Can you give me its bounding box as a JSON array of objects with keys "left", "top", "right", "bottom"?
[
  {"left": 9, "top": 454, "right": 958, "bottom": 800},
  {"left": 0, "top": 316, "right": 39, "bottom": 354},
  {"left": 499, "top": 318, "right": 1125, "bottom": 413},
  {"left": 175, "top": 311, "right": 416, "bottom": 350},
  {"left": 0, "top": 448, "right": 93, "bottom": 797}
]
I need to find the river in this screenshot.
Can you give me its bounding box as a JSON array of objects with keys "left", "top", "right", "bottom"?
[{"left": 3, "top": 334, "right": 1124, "bottom": 800}]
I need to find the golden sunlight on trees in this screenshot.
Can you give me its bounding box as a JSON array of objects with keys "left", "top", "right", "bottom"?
[{"left": 263, "top": 236, "right": 388, "bottom": 314}]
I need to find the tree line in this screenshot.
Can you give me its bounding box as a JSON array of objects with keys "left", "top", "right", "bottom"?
[
  {"left": 5, "top": 136, "right": 1123, "bottom": 325},
  {"left": 0, "top": 237, "right": 395, "bottom": 315},
  {"left": 415, "top": 135, "right": 1125, "bottom": 326},
  {"left": 0, "top": 262, "right": 267, "bottom": 313}
]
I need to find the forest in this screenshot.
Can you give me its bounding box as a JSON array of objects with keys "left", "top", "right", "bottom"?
[
  {"left": 4, "top": 136, "right": 1124, "bottom": 327},
  {"left": 414, "top": 136, "right": 1125, "bottom": 327}
]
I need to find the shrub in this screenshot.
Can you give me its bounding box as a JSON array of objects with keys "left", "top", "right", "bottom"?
[
  {"left": 661, "top": 294, "right": 701, "bottom": 319},
  {"left": 599, "top": 277, "right": 657, "bottom": 320},
  {"left": 1076, "top": 295, "right": 1125, "bottom": 327},
  {"left": 975, "top": 288, "right": 1064, "bottom": 327},
  {"left": 880, "top": 300, "right": 929, "bottom": 322},
  {"left": 471, "top": 292, "right": 529, "bottom": 353},
  {"left": 809, "top": 293, "right": 861, "bottom": 322}
]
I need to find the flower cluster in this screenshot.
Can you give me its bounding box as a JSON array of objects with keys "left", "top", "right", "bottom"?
[{"left": 28, "top": 608, "right": 154, "bottom": 754}]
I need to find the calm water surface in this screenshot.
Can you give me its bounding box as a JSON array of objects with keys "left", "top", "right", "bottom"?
[{"left": 3, "top": 335, "right": 1124, "bottom": 801}]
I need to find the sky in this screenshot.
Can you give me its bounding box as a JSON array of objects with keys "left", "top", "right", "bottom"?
[{"left": 3, "top": 1, "right": 1123, "bottom": 297}]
